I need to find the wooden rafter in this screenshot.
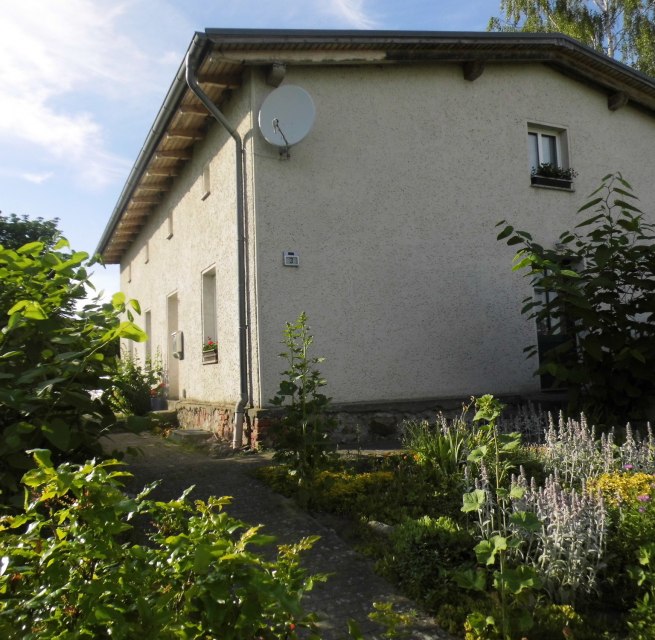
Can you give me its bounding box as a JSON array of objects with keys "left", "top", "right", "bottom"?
[{"left": 154, "top": 149, "right": 193, "bottom": 160}]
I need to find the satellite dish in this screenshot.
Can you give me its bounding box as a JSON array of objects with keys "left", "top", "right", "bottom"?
[{"left": 258, "top": 85, "right": 315, "bottom": 156}]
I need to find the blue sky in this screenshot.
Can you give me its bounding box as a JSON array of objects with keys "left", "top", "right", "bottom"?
[{"left": 0, "top": 0, "right": 500, "bottom": 297}]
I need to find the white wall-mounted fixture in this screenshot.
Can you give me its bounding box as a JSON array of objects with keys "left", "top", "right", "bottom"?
[{"left": 171, "top": 330, "right": 184, "bottom": 360}]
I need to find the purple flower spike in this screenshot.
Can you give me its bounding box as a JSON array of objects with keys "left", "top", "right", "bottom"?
[
  {"left": 636, "top": 494, "right": 651, "bottom": 502},
  {"left": 623, "top": 464, "right": 634, "bottom": 470}
]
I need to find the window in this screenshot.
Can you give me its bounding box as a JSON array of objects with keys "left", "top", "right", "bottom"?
[
  {"left": 166, "top": 211, "right": 174, "bottom": 239},
  {"left": 527, "top": 124, "right": 573, "bottom": 188},
  {"left": 528, "top": 130, "right": 560, "bottom": 171},
  {"left": 201, "top": 164, "right": 210, "bottom": 200},
  {"left": 144, "top": 241, "right": 149, "bottom": 264},
  {"left": 201, "top": 267, "right": 217, "bottom": 364}
]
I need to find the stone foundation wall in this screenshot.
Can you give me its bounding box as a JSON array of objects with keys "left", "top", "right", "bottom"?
[
  {"left": 175, "top": 402, "right": 239, "bottom": 444},
  {"left": 175, "top": 393, "right": 565, "bottom": 449}
]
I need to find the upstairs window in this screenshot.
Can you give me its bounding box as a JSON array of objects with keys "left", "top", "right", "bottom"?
[
  {"left": 527, "top": 124, "right": 574, "bottom": 189},
  {"left": 528, "top": 129, "right": 559, "bottom": 170}
]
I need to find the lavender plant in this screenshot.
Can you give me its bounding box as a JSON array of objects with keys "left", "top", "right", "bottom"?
[
  {"left": 510, "top": 471, "right": 608, "bottom": 605},
  {"left": 542, "top": 413, "right": 655, "bottom": 486},
  {"left": 542, "top": 413, "right": 615, "bottom": 486}
]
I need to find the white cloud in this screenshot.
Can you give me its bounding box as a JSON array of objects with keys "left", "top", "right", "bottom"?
[
  {"left": 323, "top": 0, "right": 379, "bottom": 29},
  {"left": 0, "top": 0, "right": 163, "bottom": 189},
  {"left": 21, "top": 172, "right": 54, "bottom": 185}
]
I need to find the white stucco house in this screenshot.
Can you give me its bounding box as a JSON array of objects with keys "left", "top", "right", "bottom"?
[{"left": 97, "top": 29, "right": 655, "bottom": 446}]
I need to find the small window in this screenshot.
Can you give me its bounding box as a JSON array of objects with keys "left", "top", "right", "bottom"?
[
  {"left": 126, "top": 262, "right": 132, "bottom": 284},
  {"left": 201, "top": 165, "right": 210, "bottom": 200},
  {"left": 166, "top": 211, "right": 174, "bottom": 239},
  {"left": 527, "top": 124, "right": 574, "bottom": 189},
  {"left": 528, "top": 130, "right": 559, "bottom": 170},
  {"left": 201, "top": 267, "right": 218, "bottom": 364},
  {"left": 144, "top": 241, "right": 149, "bottom": 264}
]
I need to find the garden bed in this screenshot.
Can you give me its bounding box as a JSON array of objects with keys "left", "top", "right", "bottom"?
[{"left": 257, "top": 399, "right": 655, "bottom": 640}]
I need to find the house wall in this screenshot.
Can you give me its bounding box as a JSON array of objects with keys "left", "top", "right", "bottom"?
[
  {"left": 119, "top": 89, "right": 255, "bottom": 410},
  {"left": 250, "top": 61, "right": 655, "bottom": 408}
]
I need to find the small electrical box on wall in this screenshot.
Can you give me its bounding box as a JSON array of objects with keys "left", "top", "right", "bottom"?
[
  {"left": 283, "top": 251, "right": 299, "bottom": 267},
  {"left": 171, "top": 330, "right": 184, "bottom": 360}
]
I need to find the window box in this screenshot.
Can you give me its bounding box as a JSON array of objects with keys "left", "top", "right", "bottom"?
[
  {"left": 202, "top": 349, "right": 218, "bottom": 365},
  {"left": 531, "top": 175, "right": 574, "bottom": 189}
]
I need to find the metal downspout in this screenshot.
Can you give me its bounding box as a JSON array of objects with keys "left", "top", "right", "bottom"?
[{"left": 185, "top": 51, "right": 248, "bottom": 449}]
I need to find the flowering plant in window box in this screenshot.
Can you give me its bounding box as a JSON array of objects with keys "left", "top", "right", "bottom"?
[
  {"left": 531, "top": 163, "right": 577, "bottom": 188},
  {"left": 150, "top": 381, "right": 168, "bottom": 398},
  {"left": 203, "top": 338, "right": 218, "bottom": 364},
  {"left": 203, "top": 338, "right": 218, "bottom": 353}
]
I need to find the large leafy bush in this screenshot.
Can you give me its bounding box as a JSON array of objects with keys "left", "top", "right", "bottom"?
[
  {"left": 0, "top": 239, "right": 146, "bottom": 506},
  {"left": 497, "top": 173, "right": 655, "bottom": 424},
  {"left": 0, "top": 451, "right": 322, "bottom": 639}
]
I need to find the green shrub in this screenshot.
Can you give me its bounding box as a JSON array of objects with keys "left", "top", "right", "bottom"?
[
  {"left": 626, "top": 544, "right": 655, "bottom": 640},
  {"left": 385, "top": 515, "right": 474, "bottom": 609},
  {"left": 498, "top": 173, "right": 655, "bottom": 425},
  {"left": 0, "top": 239, "right": 146, "bottom": 507},
  {"left": 0, "top": 451, "right": 323, "bottom": 639},
  {"left": 107, "top": 351, "right": 164, "bottom": 416},
  {"left": 308, "top": 469, "right": 396, "bottom": 516}
]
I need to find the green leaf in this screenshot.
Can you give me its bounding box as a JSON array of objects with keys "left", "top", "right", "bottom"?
[
  {"left": 41, "top": 423, "right": 71, "bottom": 451},
  {"left": 115, "top": 321, "right": 148, "bottom": 342},
  {"left": 496, "top": 225, "right": 514, "bottom": 240},
  {"left": 112, "top": 292, "right": 126, "bottom": 308},
  {"left": 17, "top": 241, "right": 45, "bottom": 255},
  {"left": 452, "top": 568, "right": 487, "bottom": 591},
  {"left": 614, "top": 199, "right": 643, "bottom": 213},
  {"left": 577, "top": 197, "right": 603, "bottom": 213},
  {"left": 27, "top": 449, "right": 53, "bottom": 469},
  {"left": 467, "top": 446, "right": 487, "bottom": 463},
  {"left": 510, "top": 510, "right": 542, "bottom": 532},
  {"left": 475, "top": 536, "right": 507, "bottom": 566},
  {"left": 462, "top": 489, "right": 487, "bottom": 513}
]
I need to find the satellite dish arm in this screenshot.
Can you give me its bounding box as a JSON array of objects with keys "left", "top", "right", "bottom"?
[{"left": 272, "top": 118, "right": 290, "bottom": 158}]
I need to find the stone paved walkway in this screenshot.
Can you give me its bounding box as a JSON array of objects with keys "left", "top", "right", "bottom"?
[{"left": 102, "top": 431, "right": 455, "bottom": 640}]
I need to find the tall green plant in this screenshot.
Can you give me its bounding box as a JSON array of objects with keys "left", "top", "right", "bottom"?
[
  {"left": 270, "top": 312, "right": 335, "bottom": 486},
  {"left": 497, "top": 173, "right": 655, "bottom": 425},
  {"left": 0, "top": 239, "right": 146, "bottom": 507},
  {"left": 458, "top": 396, "right": 542, "bottom": 640}
]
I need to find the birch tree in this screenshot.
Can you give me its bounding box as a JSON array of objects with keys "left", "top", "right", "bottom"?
[{"left": 489, "top": 1, "right": 655, "bottom": 76}]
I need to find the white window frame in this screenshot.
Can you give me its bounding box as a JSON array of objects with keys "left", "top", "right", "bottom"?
[
  {"left": 201, "top": 266, "right": 217, "bottom": 362},
  {"left": 201, "top": 164, "right": 211, "bottom": 200},
  {"left": 166, "top": 210, "right": 174, "bottom": 239},
  {"left": 527, "top": 123, "right": 570, "bottom": 172}
]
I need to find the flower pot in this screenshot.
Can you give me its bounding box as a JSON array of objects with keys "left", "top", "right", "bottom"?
[
  {"left": 150, "top": 397, "right": 167, "bottom": 411},
  {"left": 202, "top": 350, "right": 218, "bottom": 365},
  {"left": 531, "top": 175, "right": 573, "bottom": 189}
]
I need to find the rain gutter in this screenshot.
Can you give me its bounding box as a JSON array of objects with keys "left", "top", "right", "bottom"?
[{"left": 185, "top": 34, "right": 248, "bottom": 450}]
